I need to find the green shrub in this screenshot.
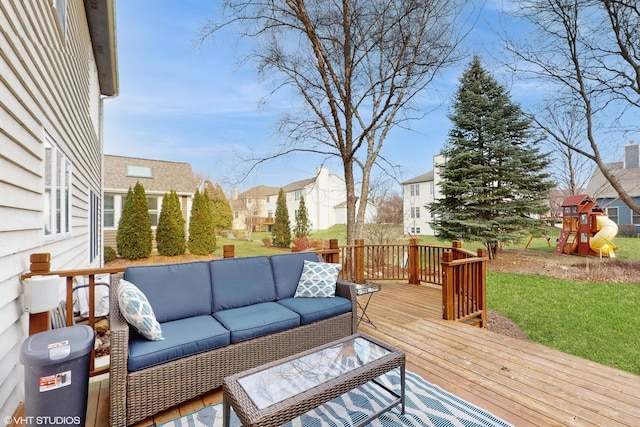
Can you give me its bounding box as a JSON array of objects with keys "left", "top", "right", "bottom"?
[
  {"left": 156, "top": 190, "right": 186, "bottom": 256},
  {"left": 294, "top": 195, "right": 311, "bottom": 238},
  {"left": 103, "top": 246, "right": 116, "bottom": 263},
  {"left": 116, "top": 182, "right": 152, "bottom": 260},
  {"left": 203, "top": 181, "right": 233, "bottom": 232},
  {"left": 272, "top": 188, "right": 291, "bottom": 248},
  {"left": 188, "top": 189, "right": 216, "bottom": 255}
]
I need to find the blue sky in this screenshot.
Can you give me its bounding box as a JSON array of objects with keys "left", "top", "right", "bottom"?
[{"left": 104, "top": 1, "right": 529, "bottom": 193}]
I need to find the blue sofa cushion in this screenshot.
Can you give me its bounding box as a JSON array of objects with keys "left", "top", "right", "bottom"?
[
  {"left": 124, "top": 261, "right": 212, "bottom": 323},
  {"left": 209, "top": 256, "right": 277, "bottom": 311},
  {"left": 270, "top": 252, "right": 320, "bottom": 299},
  {"left": 127, "top": 315, "right": 230, "bottom": 372},
  {"left": 213, "top": 302, "right": 300, "bottom": 343},
  {"left": 277, "top": 297, "right": 352, "bottom": 325}
]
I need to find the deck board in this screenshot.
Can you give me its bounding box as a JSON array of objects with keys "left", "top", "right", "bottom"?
[
  {"left": 11, "top": 281, "right": 639, "bottom": 426},
  {"left": 359, "top": 282, "right": 640, "bottom": 427}
]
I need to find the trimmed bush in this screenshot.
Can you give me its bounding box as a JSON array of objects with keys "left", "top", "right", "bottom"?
[
  {"left": 294, "top": 195, "right": 311, "bottom": 238},
  {"left": 272, "top": 188, "right": 291, "bottom": 248},
  {"left": 156, "top": 190, "right": 186, "bottom": 256},
  {"left": 188, "top": 189, "right": 216, "bottom": 255},
  {"left": 116, "top": 182, "right": 152, "bottom": 260},
  {"left": 204, "top": 181, "right": 233, "bottom": 232},
  {"left": 104, "top": 246, "right": 116, "bottom": 263}
]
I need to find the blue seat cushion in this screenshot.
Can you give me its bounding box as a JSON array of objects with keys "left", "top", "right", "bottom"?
[
  {"left": 277, "top": 297, "right": 352, "bottom": 325},
  {"left": 127, "top": 315, "right": 230, "bottom": 372},
  {"left": 213, "top": 302, "right": 300, "bottom": 343},
  {"left": 209, "top": 256, "right": 277, "bottom": 311},
  {"left": 270, "top": 252, "right": 320, "bottom": 299},
  {"left": 124, "top": 261, "right": 212, "bottom": 323}
]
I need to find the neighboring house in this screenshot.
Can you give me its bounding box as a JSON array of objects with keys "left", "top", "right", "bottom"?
[
  {"left": 586, "top": 143, "right": 640, "bottom": 235},
  {"left": 402, "top": 155, "right": 444, "bottom": 236},
  {"left": 230, "top": 185, "right": 278, "bottom": 232},
  {"left": 0, "top": 0, "right": 117, "bottom": 421},
  {"left": 230, "top": 166, "right": 373, "bottom": 233},
  {"left": 103, "top": 155, "right": 196, "bottom": 251}
]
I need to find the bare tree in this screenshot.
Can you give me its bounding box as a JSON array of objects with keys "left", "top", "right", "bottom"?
[
  {"left": 536, "top": 104, "right": 593, "bottom": 195},
  {"left": 200, "top": 0, "right": 473, "bottom": 244},
  {"left": 503, "top": 0, "right": 640, "bottom": 215}
]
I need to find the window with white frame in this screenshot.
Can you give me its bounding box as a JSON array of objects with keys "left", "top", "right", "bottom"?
[
  {"left": 606, "top": 207, "right": 618, "bottom": 224},
  {"left": 104, "top": 194, "right": 115, "bottom": 227},
  {"left": 411, "top": 226, "right": 421, "bottom": 234},
  {"left": 148, "top": 197, "right": 159, "bottom": 226},
  {"left": 44, "top": 137, "right": 72, "bottom": 238},
  {"left": 295, "top": 190, "right": 303, "bottom": 201},
  {"left": 411, "top": 206, "right": 420, "bottom": 219},
  {"left": 89, "top": 190, "right": 100, "bottom": 263},
  {"left": 410, "top": 184, "right": 419, "bottom": 196},
  {"left": 633, "top": 211, "right": 640, "bottom": 225}
]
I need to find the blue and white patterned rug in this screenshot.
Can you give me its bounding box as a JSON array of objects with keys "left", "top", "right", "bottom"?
[{"left": 158, "top": 370, "right": 513, "bottom": 427}]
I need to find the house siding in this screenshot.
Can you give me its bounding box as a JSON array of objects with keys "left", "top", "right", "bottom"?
[
  {"left": 595, "top": 198, "right": 640, "bottom": 235},
  {"left": 402, "top": 155, "right": 444, "bottom": 236},
  {"left": 102, "top": 155, "right": 195, "bottom": 253},
  {"left": 587, "top": 144, "right": 640, "bottom": 236},
  {"left": 0, "top": 0, "right": 110, "bottom": 420},
  {"left": 233, "top": 167, "right": 354, "bottom": 234}
]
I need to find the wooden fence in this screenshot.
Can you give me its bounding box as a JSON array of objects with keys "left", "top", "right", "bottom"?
[{"left": 20, "top": 241, "right": 486, "bottom": 376}]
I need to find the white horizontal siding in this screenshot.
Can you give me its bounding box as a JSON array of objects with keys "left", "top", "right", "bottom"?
[
  {"left": 0, "top": 0, "right": 106, "bottom": 421},
  {"left": 0, "top": 325, "right": 25, "bottom": 425}
]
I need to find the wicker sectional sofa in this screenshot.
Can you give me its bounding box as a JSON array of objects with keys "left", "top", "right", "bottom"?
[{"left": 108, "top": 252, "right": 357, "bottom": 426}]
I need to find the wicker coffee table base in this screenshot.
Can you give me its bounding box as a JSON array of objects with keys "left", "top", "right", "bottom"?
[{"left": 222, "top": 333, "right": 405, "bottom": 427}]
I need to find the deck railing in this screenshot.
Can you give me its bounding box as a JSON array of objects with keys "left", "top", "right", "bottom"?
[
  {"left": 441, "top": 245, "right": 488, "bottom": 327},
  {"left": 20, "top": 240, "right": 486, "bottom": 376},
  {"left": 330, "top": 239, "right": 487, "bottom": 326},
  {"left": 20, "top": 254, "right": 125, "bottom": 377}
]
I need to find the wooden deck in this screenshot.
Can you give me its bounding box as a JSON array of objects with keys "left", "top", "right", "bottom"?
[{"left": 12, "top": 282, "right": 640, "bottom": 426}]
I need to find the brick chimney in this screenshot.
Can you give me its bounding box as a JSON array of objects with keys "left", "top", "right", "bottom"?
[{"left": 624, "top": 141, "right": 639, "bottom": 169}]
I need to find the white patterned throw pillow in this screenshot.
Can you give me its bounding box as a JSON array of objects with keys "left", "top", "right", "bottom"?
[
  {"left": 294, "top": 260, "right": 342, "bottom": 298},
  {"left": 117, "top": 279, "right": 164, "bottom": 341}
]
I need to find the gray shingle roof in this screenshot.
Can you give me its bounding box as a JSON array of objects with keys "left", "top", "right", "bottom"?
[
  {"left": 237, "top": 177, "right": 316, "bottom": 199},
  {"left": 402, "top": 171, "right": 434, "bottom": 185},
  {"left": 104, "top": 155, "right": 196, "bottom": 194},
  {"left": 586, "top": 162, "right": 640, "bottom": 198},
  {"left": 237, "top": 185, "right": 280, "bottom": 199},
  {"left": 282, "top": 178, "right": 315, "bottom": 192}
]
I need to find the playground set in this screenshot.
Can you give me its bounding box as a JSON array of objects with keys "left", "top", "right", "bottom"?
[{"left": 555, "top": 194, "right": 618, "bottom": 257}]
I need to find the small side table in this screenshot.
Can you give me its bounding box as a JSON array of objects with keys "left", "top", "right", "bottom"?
[{"left": 355, "top": 282, "right": 381, "bottom": 328}]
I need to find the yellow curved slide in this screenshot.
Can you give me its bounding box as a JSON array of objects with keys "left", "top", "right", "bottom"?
[{"left": 590, "top": 215, "right": 618, "bottom": 257}]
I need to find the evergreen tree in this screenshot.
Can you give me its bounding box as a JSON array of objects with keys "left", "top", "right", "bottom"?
[
  {"left": 188, "top": 189, "right": 216, "bottom": 255},
  {"left": 430, "top": 56, "right": 554, "bottom": 259},
  {"left": 204, "top": 181, "right": 233, "bottom": 232},
  {"left": 156, "top": 190, "right": 186, "bottom": 256},
  {"left": 116, "top": 181, "right": 152, "bottom": 259},
  {"left": 293, "top": 195, "right": 311, "bottom": 238},
  {"left": 272, "top": 188, "right": 291, "bottom": 247}
]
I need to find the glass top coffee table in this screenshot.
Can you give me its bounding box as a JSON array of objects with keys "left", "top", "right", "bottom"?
[{"left": 222, "top": 333, "right": 405, "bottom": 427}]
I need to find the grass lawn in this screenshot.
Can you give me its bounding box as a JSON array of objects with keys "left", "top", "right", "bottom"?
[
  {"left": 212, "top": 234, "right": 284, "bottom": 257},
  {"left": 487, "top": 272, "right": 640, "bottom": 375}
]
